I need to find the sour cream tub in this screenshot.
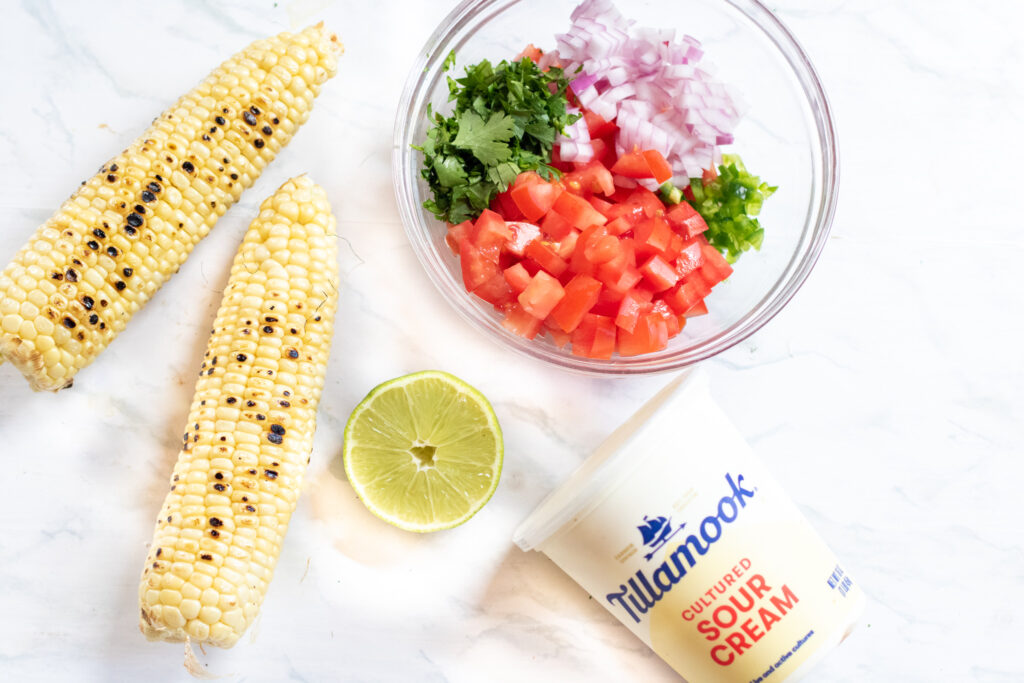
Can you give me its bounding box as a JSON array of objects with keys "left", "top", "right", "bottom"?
[{"left": 513, "top": 369, "right": 864, "bottom": 682}]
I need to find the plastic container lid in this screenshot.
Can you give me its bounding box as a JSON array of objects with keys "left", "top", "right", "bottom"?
[{"left": 513, "top": 367, "right": 709, "bottom": 551}]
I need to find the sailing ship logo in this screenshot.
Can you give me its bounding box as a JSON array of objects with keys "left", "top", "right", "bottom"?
[{"left": 638, "top": 514, "right": 683, "bottom": 561}]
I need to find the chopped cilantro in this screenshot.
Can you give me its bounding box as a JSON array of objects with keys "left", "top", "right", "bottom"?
[
  {"left": 688, "top": 155, "right": 776, "bottom": 263},
  {"left": 414, "top": 55, "right": 579, "bottom": 224}
]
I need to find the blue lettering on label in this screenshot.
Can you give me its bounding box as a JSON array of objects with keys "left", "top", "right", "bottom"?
[{"left": 606, "top": 473, "right": 756, "bottom": 624}]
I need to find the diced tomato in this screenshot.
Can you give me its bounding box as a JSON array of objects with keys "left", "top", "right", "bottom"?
[
  {"left": 589, "top": 137, "right": 610, "bottom": 163},
  {"left": 553, "top": 191, "right": 608, "bottom": 229},
  {"left": 504, "top": 221, "right": 540, "bottom": 257},
  {"left": 472, "top": 209, "right": 511, "bottom": 262},
  {"left": 583, "top": 234, "right": 622, "bottom": 264},
  {"left": 685, "top": 299, "right": 709, "bottom": 317},
  {"left": 459, "top": 144, "right": 735, "bottom": 359},
  {"left": 549, "top": 274, "right": 602, "bottom": 333},
  {"left": 615, "top": 290, "right": 646, "bottom": 333},
  {"left": 702, "top": 166, "right": 718, "bottom": 186},
  {"left": 503, "top": 263, "right": 532, "bottom": 293},
  {"left": 596, "top": 240, "right": 641, "bottom": 293},
  {"left": 570, "top": 225, "right": 608, "bottom": 275},
  {"left": 473, "top": 272, "right": 515, "bottom": 307},
  {"left": 628, "top": 187, "right": 665, "bottom": 218},
  {"left": 583, "top": 110, "right": 618, "bottom": 139},
  {"left": 553, "top": 229, "right": 580, "bottom": 259},
  {"left": 518, "top": 271, "right": 565, "bottom": 320},
  {"left": 516, "top": 44, "right": 544, "bottom": 63},
  {"left": 640, "top": 254, "right": 680, "bottom": 291},
  {"left": 540, "top": 210, "right": 574, "bottom": 240},
  {"left": 605, "top": 200, "right": 646, "bottom": 228},
  {"left": 588, "top": 195, "right": 614, "bottom": 217},
  {"left": 642, "top": 150, "right": 674, "bottom": 184},
  {"left": 606, "top": 216, "right": 632, "bottom": 236},
  {"left": 697, "top": 262, "right": 726, "bottom": 289},
  {"left": 611, "top": 149, "right": 654, "bottom": 179},
  {"left": 666, "top": 201, "right": 709, "bottom": 239},
  {"left": 686, "top": 269, "right": 713, "bottom": 299},
  {"left": 523, "top": 240, "right": 568, "bottom": 277},
  {"left": 651, "top": 300, "right": 681, "bottom": 337},
  {"left": 546, "top": 325, "right": 572, "bottom": 348},
  {"left": 502, "top": 304, "right": 543, "bottom": 340},
  {"left": 565, "top": 160, "right": 615, "bottom": 197},
  {"left": 513, "top": 171, "right": 543, "bottom": 189},
  {"left": 660, "top": 233, "right": 684, "bottom": 262},
  {"left": 617, "top": 313, "right": 669, "bottom": 356},
  {"left": 492, "top": 189, "right": 524, "bottom": 221},
  {"left": 674, "top": 238, "right": 705, "bottom": 278},
  {"left": 445, "top": 220, "right": 473, "bottom": 254},
  {"left": 511, "top": 178, "right": 562, "bottom": 221},
  {"left": 570, "top": 315, "right": 597, "bottom": 357},
  {"left": 634, "top": 215, "right": 673, "bottom": 254},
  {"left": 459, "top": 240, "right": 498, "bottom": 292},
  {"left": 592, "top": 287, "right": 623, "bottom": 316},
  {"left": 700, "top": 243, "right": 734, "bottom": 282},
  {"left": 602, "top": 266, "right": 642, "bottom": 298},
  {"left": 589, "top": 315, "right": 617, "bottom": 359},
  {"left": 569, "top": 314, "right": 615, "bottom": 359}
]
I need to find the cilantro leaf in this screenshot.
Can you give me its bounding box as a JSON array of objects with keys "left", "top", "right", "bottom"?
[
  {"left": 453, "top": 111, "right": 516, "bottom": 165},
  {"left": 414, "top": 54, "right": 580, "bottom": 224},
  {"left": 433, "top": 155, "right": 468, "bottom": 188}
]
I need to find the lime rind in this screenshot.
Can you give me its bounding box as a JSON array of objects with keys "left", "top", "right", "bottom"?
[{"left": 343, "top": 370, "right": 503, "bottom": 532}]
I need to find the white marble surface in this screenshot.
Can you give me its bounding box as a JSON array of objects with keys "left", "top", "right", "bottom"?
[{"left": 0, "top": 0, "right": 1021, "bottom": 681}]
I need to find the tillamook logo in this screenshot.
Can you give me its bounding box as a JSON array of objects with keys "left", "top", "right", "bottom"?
[{"left": 606, "top": 473, "right": 756, "bottom": 624}]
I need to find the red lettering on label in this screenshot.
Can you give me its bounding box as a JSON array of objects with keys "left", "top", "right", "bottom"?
[
  {"left": 713, "top": 604, "right": 738, "bottom": 629},
  {"left": 741, "top": 617, "right": 765, "bottom": 643},
  {"left": 725, "top": 631, "right": 752, "bottom": 656},
  {"left": 711, "top": 644, "right": 734, "bottom": 666},
  {"left": 746, "top": 574, "right": 771, "bottom": 599},
  {"left": 682, "top": 609, "right": 695, "bottom": 621},
  {"left": 770, "top": 584, "right": 799, "bottom": 615},
  {"left": 723, "top": 573, "right": 737, "bottom": 587},
  {"left": 758, "top": 605, "right": 781, "bottom": 632},
  {"left": 697, "top": 619, "right": 720, "bottom": 641}
]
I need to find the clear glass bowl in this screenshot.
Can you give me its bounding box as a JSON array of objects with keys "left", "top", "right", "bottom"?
[{"left": 393, "top": 0, "right": 837, "bottom": 375}]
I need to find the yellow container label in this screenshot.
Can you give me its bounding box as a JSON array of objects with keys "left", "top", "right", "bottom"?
[{"left": 536, "top": 376, "right": 863, "bottom": 682}]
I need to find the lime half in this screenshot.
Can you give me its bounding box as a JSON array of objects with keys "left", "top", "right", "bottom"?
[{"left": 343, "top": 371, "right": 503, "bottom": 532}]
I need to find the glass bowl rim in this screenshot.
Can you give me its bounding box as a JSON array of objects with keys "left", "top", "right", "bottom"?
[{"left": 392, "top": 0, "right": 839, "bottom": 376}]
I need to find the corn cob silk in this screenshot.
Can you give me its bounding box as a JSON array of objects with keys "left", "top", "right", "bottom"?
[
  {"left": 139, "top": 176, "right": 338, "bottom": 647},
  {"left": 0, "top": 25, "right": 341, "bottom": 391}
]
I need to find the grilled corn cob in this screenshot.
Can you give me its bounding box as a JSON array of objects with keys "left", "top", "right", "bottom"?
[
  {"left": 0, "top": 25, "right": 342, "bottom": 391},
  {"left": 139, "top": 176, "right": 338, "bottom": 648}
]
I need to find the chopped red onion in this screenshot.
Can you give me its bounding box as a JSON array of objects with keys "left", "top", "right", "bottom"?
[{"left": 552, "top": 0, "right": 741, "bottom": 181}]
